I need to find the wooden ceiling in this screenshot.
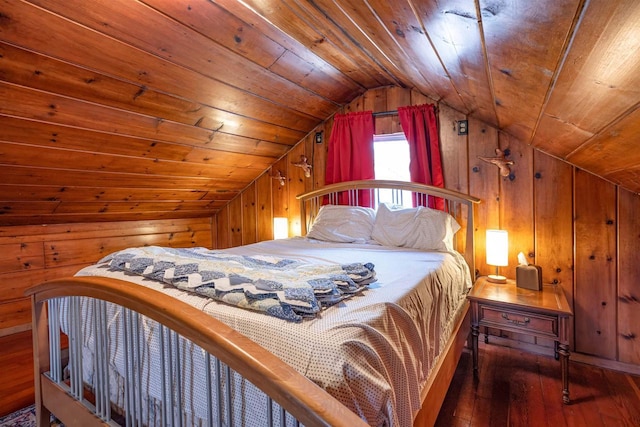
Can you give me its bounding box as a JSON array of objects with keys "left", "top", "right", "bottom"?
[{"left": 1, "top": 0, "right": 639, "bottom": 225}]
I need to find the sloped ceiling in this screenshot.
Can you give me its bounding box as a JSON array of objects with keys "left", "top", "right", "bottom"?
[{"left": 0, "top": 0, "right": 639, "bottom": 225}]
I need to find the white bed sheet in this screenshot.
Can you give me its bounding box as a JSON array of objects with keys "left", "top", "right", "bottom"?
[{"left": 71, "top": 237, "right": 471, "bottom": 426}]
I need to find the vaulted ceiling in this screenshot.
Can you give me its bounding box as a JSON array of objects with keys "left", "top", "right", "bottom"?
[{"left": 1, "top": 0, "right": 639, "bottom": 225}]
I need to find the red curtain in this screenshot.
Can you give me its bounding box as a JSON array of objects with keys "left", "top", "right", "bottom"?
[
  {"left": 398, "top": 104, "right": 445, "bottom": 210},
  {"left": 325, "top": 111, "right": 375, "bottom": 207}
]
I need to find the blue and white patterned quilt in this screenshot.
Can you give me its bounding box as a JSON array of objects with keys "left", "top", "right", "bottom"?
[{"left": 100, "top": 246, "right": 376, "bottom": 322}]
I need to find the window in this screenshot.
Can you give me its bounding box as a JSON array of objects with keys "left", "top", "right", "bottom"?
[{"left": 373, "top": 132, "right": 412, "bottom": 207}]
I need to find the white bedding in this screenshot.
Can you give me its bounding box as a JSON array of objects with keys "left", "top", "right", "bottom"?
[{"left": 69, "top": 237, "right": 471, "bottom": 426}]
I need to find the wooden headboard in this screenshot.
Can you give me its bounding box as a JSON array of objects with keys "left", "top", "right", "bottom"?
[{"left": 297, "top": 179, "right": 481, "bottom": 281}]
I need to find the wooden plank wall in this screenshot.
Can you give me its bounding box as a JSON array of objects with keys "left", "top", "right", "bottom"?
[
  {"left": 0, "top": 218, "right": 213, "bottom": 336},
  {"left": 216, "top": 86, "right": 640, "bottom": 371}
]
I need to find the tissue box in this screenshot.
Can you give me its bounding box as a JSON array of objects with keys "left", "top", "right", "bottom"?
[{"left": 516, "top": 265, "right": 542, "bottom": 291}]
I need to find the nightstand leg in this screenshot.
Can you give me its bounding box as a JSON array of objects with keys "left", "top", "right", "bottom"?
[
  {"left": 471, "top": 324, "right": 479, "bottom": 376},
  {"left": 558, "top": 342, "right": 570, "bottom": 404}
]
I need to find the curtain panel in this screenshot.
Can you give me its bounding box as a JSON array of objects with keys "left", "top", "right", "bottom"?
[
  {"left": 398, "top": 104, "right": 445, "bottom": 210},
  {"left": 325, "top": 111, "right": 375, "bottom": 207}
]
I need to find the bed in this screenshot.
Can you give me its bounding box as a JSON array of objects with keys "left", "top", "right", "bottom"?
[{"left": 27, "top": 180, "right": 480, "bottom": 427}]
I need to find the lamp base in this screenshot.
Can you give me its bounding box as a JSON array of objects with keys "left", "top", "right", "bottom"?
[{"left": 487, "top": 274, "right": 507, "bottom": 284}]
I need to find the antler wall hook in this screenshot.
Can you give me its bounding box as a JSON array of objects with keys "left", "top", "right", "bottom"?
[
  {"left": 478, "top": 148, "right": 514, "bottom": 177},
  {"left": 272, "top": 170, "right": 286, "bottom": 186},
  {"left": 292, "top": 155, "right": 312, "bottom": 178}
]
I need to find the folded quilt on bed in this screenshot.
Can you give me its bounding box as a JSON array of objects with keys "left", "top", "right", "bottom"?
[{"left": 100, "top": 246, "right": 376, "bottom": 322}]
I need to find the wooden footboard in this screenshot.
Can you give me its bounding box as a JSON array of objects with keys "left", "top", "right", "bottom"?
[{"left": 27, "top": 276, "right": 368, "bottom": 427}]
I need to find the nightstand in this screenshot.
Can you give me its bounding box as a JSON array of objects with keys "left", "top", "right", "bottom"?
[{"left": 467, "top": 276, "right": 573, "bottom": 404}]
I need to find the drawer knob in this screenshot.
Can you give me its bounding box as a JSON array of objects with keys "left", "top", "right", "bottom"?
[{"left": 501, "top": 312, "right": 530, "bottom": 326}]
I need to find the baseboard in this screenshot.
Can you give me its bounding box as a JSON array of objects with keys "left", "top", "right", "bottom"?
[
  {"left": 484, "top": 336, "right": 640, "bottom": 376},
  {"left": 0, "top": 323, "right": 32, "bottom": 338},
  {"left": 570, "top": 352, "right": 640, "bottom": 376}
]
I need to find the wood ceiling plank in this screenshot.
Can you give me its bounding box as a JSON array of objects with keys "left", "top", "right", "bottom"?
[
  {"left": 0, "top": 118, "right": 277, "bottom": 170},
  {"left": 193, "top": 133, "right": 291, "bottom": 158},
  {"left": 268, "top": 50, "right": 362, "bottom": 102},
  {"left": 0, "top": 165, "right": 248, "bottom": 191},
  {"left": 6, "top": 0, "right": 335, "bottom": 120},
  {"left": 526, "top": 115, "right": 594, "bottom": 160},
  {"left": 0, "top": 82, "right": 305, "bottom": 145},
  {"left": 223, "top": 0, "right": 392, "bottom": 88},
  {"left": 291, "top": 0, "right": 436, "bottom": 93},
  {"left": 286, "top": 0, "right": 410, "bottom": 87},
  {"left": 0, "top": 82, "right": 202, "bottom": 143},
  {"left": 532, "top": 0, "right": 640, "bottom": 157},
  {"left": 362, "top": 0, "right": 467, "bottom": 112},
  {"left": 0, "top": 142, "right": 265, "bottom": 181},
  {"left": 566, "top": 106, "right": 640, "bottom": 182},
  {"left": 142, "top": 0, "right": 365, "bottom": 103},
  {"left": 0, "top": 41, "right": 320, "bottom": 134},
  {"left": 0, "top": 115, "right": 290, "bottom": 159},
  {"left": 481, "top": 0, "right": 581, "bottom": 141},
  {"left": 144, "top": 0, "right": 286, "bottom": 69},
  {"left": 598, "top": 167, "right": 640, "bottom": 194},
  {"left": 0, "top": 185, "right": 209, "bottom": 202},
  {"left": 28, "top": 0, "right": 343, "bottom": 109},
  {"left": 53, "top": 200, "right": 218, "bottom": 214},
  {"left": 409, "top": 0, "right": 497, "bottom": 125},
  {"left": 179, "top": 147, "right": 276, "bottom": 170}
]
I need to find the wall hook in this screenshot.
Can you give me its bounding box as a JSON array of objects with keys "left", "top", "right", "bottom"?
[
  {"left": 292, "top": 155, "right": 312, "bottom": 178},
  {"left": 272, "top": 170, "right": 286, "bottom": 186},
  {"left": 478, "top": 148, "right": 514, "bottom": 177}
]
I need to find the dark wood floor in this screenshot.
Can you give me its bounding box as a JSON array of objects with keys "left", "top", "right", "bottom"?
[
  {"left": 2, "top": 331, "right": 640, "bottom": 425},
  {"left": 435, "top": 342, "right": 640, "bottom": 427}
]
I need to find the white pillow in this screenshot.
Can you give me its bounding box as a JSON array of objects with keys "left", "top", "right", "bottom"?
[
  {"left": 371, "top": 203, "right": 461, "bottom": 251},
  {"left": 307, "top": 205, "right": 376, "bottom": 243}
]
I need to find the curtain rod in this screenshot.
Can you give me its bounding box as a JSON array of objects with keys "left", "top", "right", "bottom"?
[
  {"left": 372, "top": 110, "right": 398, "bottom": 117},
  {"left": 372, "top": 105, "right": 439, "bottom": 117}
]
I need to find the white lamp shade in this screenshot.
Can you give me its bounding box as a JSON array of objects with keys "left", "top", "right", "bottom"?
[
  {"left": 273, "top": 217, "right": 289, "bottom": 240},
  {"left": 486, "top": 229, "right": 508, "bottom": 266}
]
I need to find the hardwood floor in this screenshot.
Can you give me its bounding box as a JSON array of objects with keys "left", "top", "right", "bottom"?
[
  {"left": 2, "top": 331, "right": 640, "bottom": 425},
  {"left": 435, "top": 342, "right": 640, "bottom": 426},
  {"left": 0, "top": 330, "right": 35, "bottom": 418}
]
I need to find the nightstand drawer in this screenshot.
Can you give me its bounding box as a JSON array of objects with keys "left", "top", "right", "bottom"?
[{"left": 479, "top": 305, "right": 558, "bottom": 337}]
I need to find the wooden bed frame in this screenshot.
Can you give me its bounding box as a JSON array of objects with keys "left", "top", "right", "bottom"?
[{"left": 27, "top": 180, "right": 480, "bottom": 427}]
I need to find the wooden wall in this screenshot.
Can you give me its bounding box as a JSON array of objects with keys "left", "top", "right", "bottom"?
[
  {"left": 216, "top": 86, "right": 640, "bottom": 372},
  {"left": 0, "top": 84, "right": 637, "bottom": 380},
  {"left": 0, "top": 218, "right": 214, "bottom": 337}
]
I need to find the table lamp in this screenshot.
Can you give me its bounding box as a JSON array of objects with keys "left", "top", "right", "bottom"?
[{"left": 486, "top": 229, "right": 508, "bottom": 283}]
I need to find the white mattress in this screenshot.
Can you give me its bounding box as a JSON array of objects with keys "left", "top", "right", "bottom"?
[{"left": 71, "top": 237, "right": 472, "bottom": 426}]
